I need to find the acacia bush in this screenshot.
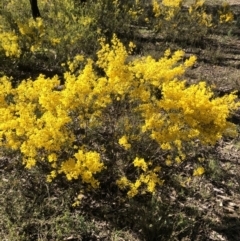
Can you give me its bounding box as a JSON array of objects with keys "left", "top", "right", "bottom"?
[
  {"left": 150, "top": 0, "right": 234, "bottom": 44},
  {"left": 0, "top": 0, "right": 100, "bottom": 72},
  {"left": 0, "top": 35, "right": 239, "bottom": 201},
  {"left": 0, "top": 0, "right": 144, "bottom": 78}
]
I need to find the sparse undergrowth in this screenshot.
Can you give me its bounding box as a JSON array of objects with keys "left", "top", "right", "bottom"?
[{"left": 1, "top": 1, "right": 240, "bottom": 241}]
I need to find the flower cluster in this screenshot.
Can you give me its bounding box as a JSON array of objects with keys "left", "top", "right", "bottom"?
[
  {"left": 58, "top": 150, "right": 104, "bottom": 188},
  {"left": 0, "top": 31, "right": 21, "bottom": 57},
  {"left": 117, "top": 157, "right": 163, "bottom": 197},
  {"left": 218, "top": 2, "right": 234, "bottom": 23},
  {"left": 119, "top": 135, "right": 131, "bottom": 150}
]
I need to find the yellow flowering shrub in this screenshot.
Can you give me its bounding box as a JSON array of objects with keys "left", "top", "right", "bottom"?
[
  {"left": 0, "top": 0, "right": 145, "bottom": 72},
  {"left": 150, "top": 0, "right": 234, "bottom": 43},
  {"left": 0, "top": 36, "right": 239, "bottom": 197}
]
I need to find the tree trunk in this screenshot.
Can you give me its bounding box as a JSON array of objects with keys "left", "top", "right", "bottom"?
[{"left": 30, "top": 0, "right": 41, "bottom": 19}]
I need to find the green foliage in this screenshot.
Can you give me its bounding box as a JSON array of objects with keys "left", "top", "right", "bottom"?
[
  {"left": 0, "top": 0, "right": 145, "bottom": 77},
  {"left": 1, "top": 0, "right": 100, "bottom": 67}
]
